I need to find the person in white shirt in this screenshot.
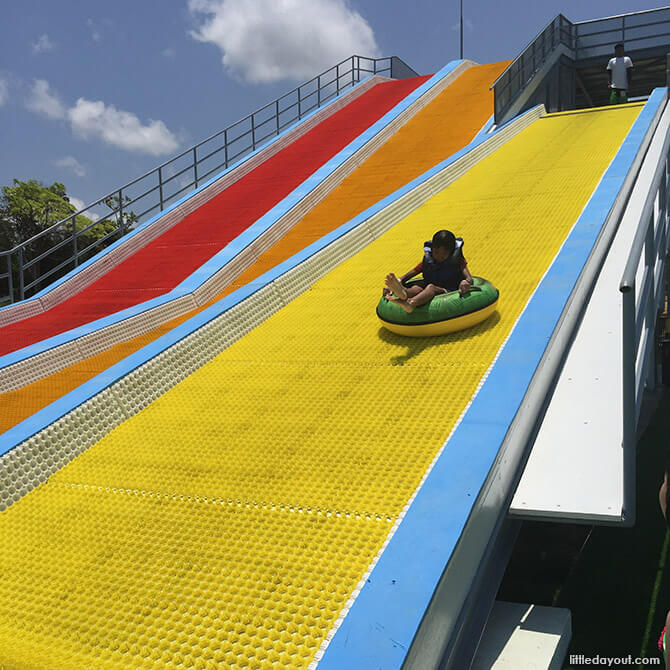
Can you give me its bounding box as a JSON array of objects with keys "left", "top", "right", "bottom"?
[{"left": 607, "top": 43, "right": 633, "bottom": 105}]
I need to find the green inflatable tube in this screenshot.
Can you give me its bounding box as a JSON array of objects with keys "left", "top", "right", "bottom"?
[{"left": 376, "top": 276, "right": 499, "bottom": 337}]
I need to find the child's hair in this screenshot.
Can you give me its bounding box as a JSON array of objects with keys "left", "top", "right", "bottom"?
[
  {"left": 432, "top": 229, "right": 456, "bottom": 255},
  {"left": 614, "top": 43, "right": 624, "bottom": 52}
]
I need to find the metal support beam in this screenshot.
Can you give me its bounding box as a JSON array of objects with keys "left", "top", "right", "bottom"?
[{"left": 576, "top": 71, "right": 594, "bottom": 107}]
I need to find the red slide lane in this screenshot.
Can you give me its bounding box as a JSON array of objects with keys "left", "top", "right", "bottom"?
[{"left": 1, "top": 75, "right": 430, "bottom": 356}]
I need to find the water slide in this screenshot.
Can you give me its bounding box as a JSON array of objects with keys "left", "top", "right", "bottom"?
[
  {"left": 0, "top": 76, "right": 431, "bottom": 354},
  {"left": 0, "top": 96, "right": 647, "bottom": 667},
  {"left": 0, "top": 62, "right": 507, "bottom": 435}
]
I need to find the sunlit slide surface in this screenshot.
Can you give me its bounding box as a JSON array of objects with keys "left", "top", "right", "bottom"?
[
  {"left": 0, "top": 63, "right": 507, "bottom": 436},
  {"left": 0, "top": 103, "right": 642, "bottom": 667}
]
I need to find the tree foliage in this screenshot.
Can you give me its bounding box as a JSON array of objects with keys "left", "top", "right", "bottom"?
[{"left": 0, "top": 179, "right": 133, "bottom": 299}]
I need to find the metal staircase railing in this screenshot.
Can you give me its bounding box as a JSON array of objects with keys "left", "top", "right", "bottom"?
[
  {"left": 0, "top": 54, "right": 418, "bottom": 304},
  {"left": 575, "top": 6, "right": 670, "bottom": 63},
  {"left": 492, "top": 7, "right": 670, "bottom": 124},
  {"left": 491, "top": 14, "right": 574, "bottom": 124}
]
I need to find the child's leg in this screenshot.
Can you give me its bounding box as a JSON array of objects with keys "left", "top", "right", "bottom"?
[
  {"left": 386, "top": 285, "right": 423, "bottom": 302},
  {"left": 385, "top": 273, "right": 408, "bottom": 300},
  {"left": 395, "top": 284, "right": 445, "bottom": 314}
]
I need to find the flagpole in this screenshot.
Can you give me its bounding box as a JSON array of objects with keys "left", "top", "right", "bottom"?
[{"left": 460, "top": 0, "right": 464, "bottom": 59}]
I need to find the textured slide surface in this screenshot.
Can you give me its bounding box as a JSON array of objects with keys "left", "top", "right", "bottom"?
[
  {"left": 0, "top": 63, "right": 507, "bottom": 435},
  {"left": 0, "top": 75, "right": 429, "bottom": 356},
  {"left": 0, "top": 104, "right": 642, "bottom": 668}
]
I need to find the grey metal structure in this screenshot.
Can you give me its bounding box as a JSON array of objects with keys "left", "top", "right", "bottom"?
[
  {"left": 492, "top": 7, "right": 670, "bottom": 124},
  {"left": 620, "top": 119, "right": 670, "bottom": 522},
  {"left": 491, "top": 14, "right": 574, "bottom": 124},
  {"left": 0, "top": 55, "right": 417, "bottom": 304}
]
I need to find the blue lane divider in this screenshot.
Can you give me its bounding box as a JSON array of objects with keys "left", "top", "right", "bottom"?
[
  {"left": 316, "top": 92, "right": 664, "bottom": 669},
  {"left": 0, "top": 97, "right": 545, "bottom": 459},
  {"left": 0, "top": 74, "right": 382, "bottom": 314},
  {"left": 0, "top": 61, "right": 464, "bottom": 369}
]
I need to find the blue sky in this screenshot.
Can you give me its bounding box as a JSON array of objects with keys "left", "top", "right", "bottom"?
[{"left": 0, "top": 0, "right": 656, "bottom": 218}]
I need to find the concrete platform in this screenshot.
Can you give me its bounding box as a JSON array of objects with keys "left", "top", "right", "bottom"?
[{"left": 472, "top": 601, "right": 572, "bottom": 670}]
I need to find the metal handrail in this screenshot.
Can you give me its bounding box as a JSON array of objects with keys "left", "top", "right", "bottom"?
[
  {"left": 491, "top": 5, "right": 670, "bottom": 126},
  {"left": 575, "top": 5, "right": 670, "bottom": 25},
  {"left": 0, "top": 54, "right": 417, "bottom": 304},
  {"left": 490, "top": 13, "right": 572, "bottom": 89},
  {"left": 491, "top": 14, "right": 574, "bottom": 123},
  {"left": 620, "top": 121, "right": 670, "bottom": 504},
  {"left": 574, "top": 6, "right": 670, "bottom": 62}
]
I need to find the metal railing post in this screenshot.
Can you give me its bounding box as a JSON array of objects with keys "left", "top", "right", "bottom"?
[
  {"left": 251, "top": 114, "right": 256, "bottom": 150},
  {"left": 622, "top": 285, "right": 636, "bottom": 520},
  {"left": 193, "top": 147, "right": 199, "bottom": 189},
  {"left": 18, "top": 246, "right": 24, "bottom": 301},
  {"left": 660, "top": 161, "right": 667, "bottom": 238},
  {"left": 7, "top": 255, "right": 13, "bottom": 304},
  {"left": 317, "top": 75, "right": 321, "bottom": 106},
  {"left": 297, "top": 88, "right": 302, "bottom": 119},
  {"left": 118, "top": 190, "right": 125, "bottom": 234},
  {"left": 158, "top": 168, "right": 164, "bottom": 211},
  {"left": 224, "top": 129, "right": 229, "bottom": 168},
  {"left": 276, "top": 100, "right": 280, "bottom": 134},
  {"left": 72, "top": 215, "right": 78, "bottom": 267},
  {"left": 645, "top": 220, "right": 656, "bottom": 389},
  {"left": 336, "top": 63, "right": 340, "bottom": 95},
  {"left": 352, "top": 56, "right": 356, "bottom": 86},
  {"left": 532, "top": 41, "right": 536, "bottom": 71}
]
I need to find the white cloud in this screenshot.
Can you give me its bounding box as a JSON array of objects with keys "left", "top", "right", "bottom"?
[
  {"left": 26, "top": 79, "right": 66, "bottom": 119},
  {"left": 54, "top": 156, "right": 87, "bottom": 177},
  {"left": 69, "top": 196, "right": 101, "bottom": 221},
  {"left": 68, "top": 196, "right": 85, "bottom": 211},
  {"left": 451, "top": 18, "right": 474, "bottom": 33},
  {"left": 87, "top": 18, "right": 102, "bottom": 43},
  {"left": 162, "top": 48, "right": 176, "bottom": 59},
  {"left": 188, "top": 0, "right": 379, "bottom": 84},
  {"left": 68, "top": 98, "right": 179, "bottom": 155},
  {"left": 0, "top": 79, "right": 8, "bottom": 106},
  {"left": 32, "top": 34, "right": 55, "bottom": 54},
  {"left": 25, "top": 79, "right": 179, "bottom": 156}
]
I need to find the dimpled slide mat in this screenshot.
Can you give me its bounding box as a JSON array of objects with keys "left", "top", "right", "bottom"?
[
  {"left": 0, "top": 103, "right": 641, "bottom": 667},
  {"left": 0, "top": 63, "right": 508, "bottom": 435}
]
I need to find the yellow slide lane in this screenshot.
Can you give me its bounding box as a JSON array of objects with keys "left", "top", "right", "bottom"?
[
  {"left": 0, "top": 62, "right": 509, "bottom": 436},
  {"left": 0, "top": 104, "right": 642, "bottom": 669}
]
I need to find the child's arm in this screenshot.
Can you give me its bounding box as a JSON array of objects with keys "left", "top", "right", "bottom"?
[
  {"left": 459, "top": 265, "right": 474, "bottom": 294},
  {"left": 399, "top": 265, "right": 421, "bottom": 284}
]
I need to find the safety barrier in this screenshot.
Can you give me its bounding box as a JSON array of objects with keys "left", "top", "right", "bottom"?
[
  {"left": 620, "top": 94, "right": 670, "bottom": 520},
  {"left": 492, "top": 7, "right": 670, "bottom": 123}
]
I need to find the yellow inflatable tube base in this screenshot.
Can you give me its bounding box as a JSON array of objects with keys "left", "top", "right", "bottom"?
[{"left": 378, "top": 299, "right": 499, "bottom": 337}]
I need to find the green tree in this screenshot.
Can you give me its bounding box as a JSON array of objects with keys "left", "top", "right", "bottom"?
[{"left": 0, "top": 179, "right": 130, "bottom": 300}]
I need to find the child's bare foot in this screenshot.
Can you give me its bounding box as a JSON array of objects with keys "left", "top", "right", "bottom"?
[
  {"left": 385, "top": 273, "right": 407, "bottom": 300},
  {"left": 395, "top": 299, "right": 415, "bottom": 314}
]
